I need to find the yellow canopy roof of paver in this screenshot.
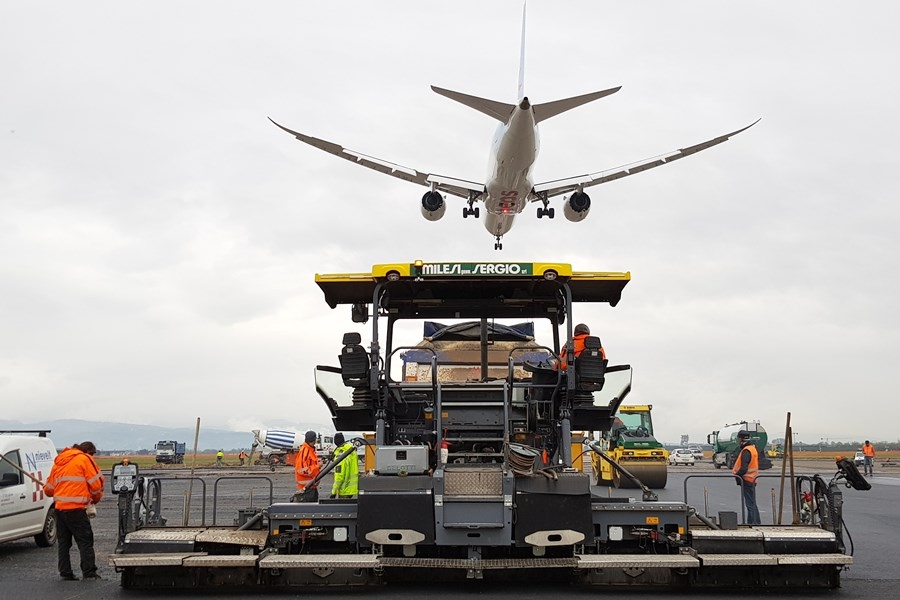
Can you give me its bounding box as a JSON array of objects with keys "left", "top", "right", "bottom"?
[{"left": 315, "top": 261, "right": 630, "bottom": 320}]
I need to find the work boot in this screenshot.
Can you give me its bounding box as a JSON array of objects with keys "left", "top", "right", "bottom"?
[
  {"left": 60, "top": 573, "right": 79, "bottom": 581},
  {"left": 83, "top": 573, "right": 102, "bottom": 581}
]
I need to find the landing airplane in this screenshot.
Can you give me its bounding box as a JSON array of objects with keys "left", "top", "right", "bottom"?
[{"left": 271, "top": 9, "right": 758, "bottom": 250}]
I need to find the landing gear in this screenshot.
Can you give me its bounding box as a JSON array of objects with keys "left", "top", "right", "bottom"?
[
  {"left": 463, "top": 192, "right": 481, "bottom": 218},
  {"left": 494, "top": 236, "right": 503, "bottom": 250},
  {"left": 536, "top": 194, "right": 554, "bottom": 219}
]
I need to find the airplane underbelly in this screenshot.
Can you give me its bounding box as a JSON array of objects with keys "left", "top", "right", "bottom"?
[
  {"left": 486, "top": 179, "right": 530, "bottom": 214},
  {"left": 483, "top": 212, "right": 515, "bottom": 237},
  {"left": 491, "top": 169, "right": 531, "bottom": 194},
  {"left": 497, "top": 116, "right": 537, "bottom": 173}
]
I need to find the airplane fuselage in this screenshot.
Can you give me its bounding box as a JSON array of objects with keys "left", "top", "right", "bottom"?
[{"left": 484, "top": 100, "right": 539, "bottom": 237}]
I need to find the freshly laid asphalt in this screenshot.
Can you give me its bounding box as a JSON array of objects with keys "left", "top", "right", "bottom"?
[{"left": 1, "top": 459, "right": 897, "bottom": 599}]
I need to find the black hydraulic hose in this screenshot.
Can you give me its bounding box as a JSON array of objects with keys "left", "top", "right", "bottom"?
[
  {"left": 306, "top": 446, "right": 356, "bottom": 487},
  {"left": 572, "top": 449, "right": 589, "bottom": 465},
  {"left": 842, "top": 516, "right": 855, "bottom": 556},
  {"left": 302, "top": 442, "right": 362, "bottom": 491},
  {"left": 237, "top": 510, "right": 265, "bottom": 531},
  {"left": 535, "top": 468, "right": 558, "bottom": 481},
  {"left": 688, "top": 507, "right": 721, "bottom": 530},
  {"left": 583, "top": 439, "right": 658, "bottom": 502}
]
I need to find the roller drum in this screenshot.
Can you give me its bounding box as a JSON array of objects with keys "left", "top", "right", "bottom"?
[{"left": 613, "top": 462, "right": 668, "bottom": 489}]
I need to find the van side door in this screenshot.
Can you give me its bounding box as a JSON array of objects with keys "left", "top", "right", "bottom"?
[{"left": 0, "top": 449, "right": 29, "bottom": 543}]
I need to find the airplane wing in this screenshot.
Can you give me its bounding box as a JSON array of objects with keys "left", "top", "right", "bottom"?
[
  {"left": 269, "top": 117, "right": 485, "bottom": 200},
  {"left": 532, "top": 119, "right": 760, "bottom": 199}
]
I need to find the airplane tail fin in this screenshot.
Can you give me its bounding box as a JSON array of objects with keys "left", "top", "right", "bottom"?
[
  {"left": 517, "top": 3, "right": 526, "bottom": 101},
  {"left": 431, "top": 86, "right": 516, "bottom": 123},
  {"left": 532, "top": 86, "right": 622, "bottom": 124},
  {"left": 433, "top": 4, "right": 618, "bottom": 125}
]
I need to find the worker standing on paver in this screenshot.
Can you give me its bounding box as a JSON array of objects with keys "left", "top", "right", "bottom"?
[
  {"left": 329, "top": 433, "right": 359, "bottom": 498},
  {"left": 294, "top": 431, "right": 321, "bottom": 501}
]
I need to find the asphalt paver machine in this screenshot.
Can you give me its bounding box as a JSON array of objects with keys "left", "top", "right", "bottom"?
[{"left": 110, "top": 260, "right": 860, "bottom": 590}]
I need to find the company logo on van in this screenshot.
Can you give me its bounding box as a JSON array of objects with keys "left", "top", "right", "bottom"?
[{"left": 25, "top": 450, "right": 54, "bottom": 471}]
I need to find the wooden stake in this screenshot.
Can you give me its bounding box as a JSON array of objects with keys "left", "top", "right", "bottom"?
[
  {"left": 184, "top": 417, "right": 201, "bottom": 527},
  {"left": 777, "top": 412, "right": 791, "bottom": 525}
]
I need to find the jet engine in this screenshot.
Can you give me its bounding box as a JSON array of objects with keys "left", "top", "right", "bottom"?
[
  {"left": 421, "top": 191, "right": 446, "bottom": 221},
  {"left": 563, "top": 191, "right": 591, "bottom": 222}
]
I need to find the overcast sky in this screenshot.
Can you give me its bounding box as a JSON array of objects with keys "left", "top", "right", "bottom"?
[{"left": 2, "top": 1, "right": 898, "bottom": 446}]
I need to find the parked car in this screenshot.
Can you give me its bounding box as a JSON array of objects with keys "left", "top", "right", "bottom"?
[
  {"left": 854, "top": 451, "right": 866, "bottom": 466},
  {"left": 688, "top": 446, "right": 704, "bottom": 461},
  {"left": 1, "top": 432, "right": 58, "bottom": 547},
  {"left": 668, "top": 448, "right": 695, "bottom": 466}
]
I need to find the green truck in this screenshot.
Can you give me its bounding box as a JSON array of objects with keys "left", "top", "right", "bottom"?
[{"left": 707, "top": 421, "right": 773, "bottom": 470}]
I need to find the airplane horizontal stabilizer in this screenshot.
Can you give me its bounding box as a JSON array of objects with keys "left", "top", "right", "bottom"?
[
  {"left": 532, "top": 87, "right": 622, "bottom": 124},
  {"left": 431, "top": 86, "right": 516, "bottom": 123}
]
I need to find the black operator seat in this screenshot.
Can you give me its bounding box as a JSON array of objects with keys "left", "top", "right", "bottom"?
[
  {"left": 522, "top": 360, "right": 560, "bottom": 405},
  {"left": 574, "top": 335, "right": 607, "bottom": 391},
  {"left": 339, "top": 332, "right": 369, "bottom": 386}
]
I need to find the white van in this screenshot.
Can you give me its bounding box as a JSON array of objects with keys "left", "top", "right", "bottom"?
[{"left": 0, "top": 431, "right": 58, "bottom": 546}]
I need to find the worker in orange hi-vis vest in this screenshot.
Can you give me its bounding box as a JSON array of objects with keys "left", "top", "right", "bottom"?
[
  {"left": 732, "top": 430, "right": 761, "bottom": 525},
  {"left": 294, "top": 431, "right": 321, "bottom": 502},
  {"left": 556, "top": 323, "right": 606, "bottom": 371},
  {"left": 44, "top": 441, "right": 105, "bottom": 581},
  {"left": 862, "top": 440, "right": 876, "bottom": 477}
]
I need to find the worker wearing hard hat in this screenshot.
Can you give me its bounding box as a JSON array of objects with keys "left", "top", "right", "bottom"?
[
  {"left": 295, "top": 430, "right": 321, "bottom": 501},
  {"left": 329, "top": 432, "right": 359, "bottom": 498},
  {"left": 732, "top": 430, "right": 761, "bottom": 525}
]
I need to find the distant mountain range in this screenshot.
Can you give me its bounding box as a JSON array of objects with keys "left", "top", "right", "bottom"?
[{"left": 0, "top": 418, "right": 332, "bottom": 453}]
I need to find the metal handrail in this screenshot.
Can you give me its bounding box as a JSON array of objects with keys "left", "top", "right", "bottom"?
[
  {"left": 385, "top": 346, "right": 437, "bottom": 387},
  {"left": 682, "top": 472, "right": 811, "bottom": 526},
  {"left": 506, "top": 345, "right": 561, "bottom": 422},
  {"left": 143, "top": 476, "right": 207, "bottom": 527},
  {"left": 212, "top": 476, "right": 274, "bottom": 525}
]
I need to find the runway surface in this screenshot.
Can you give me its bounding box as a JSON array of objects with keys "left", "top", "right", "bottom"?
[{"left": 1, "top": 459, "right": 897, "bottom": 599}]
